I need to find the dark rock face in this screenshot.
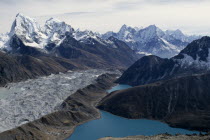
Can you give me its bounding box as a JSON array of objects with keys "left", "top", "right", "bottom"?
[
  {"left": 9, "top": 35, "right": 44, "bottom": 56},
  {"left": 98, "top": 73, "right": 210, "bottom": 131},
  {"left": 117, "top": 36, "right": 210, "bottom": 86},
  {"left": 116, "top": 55, "right": 177, "bottom": 86},
  {"left": 175, "top": 36, "right": 210, "bottom": 61},
  {"left": 0, "top": 52, "right": 31, "bottom": 85},
  {"left": 0, "top": 74, "right": 117, "bottom": 140}
]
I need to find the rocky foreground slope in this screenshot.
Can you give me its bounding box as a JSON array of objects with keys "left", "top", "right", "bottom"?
[
  {"left": 0, "top": 73, "right": 118, "bottom": 140},
  {"left": 98, "top": 73, "right": 210, "bottom": 132},
  {"left": 99, "top": 134, "right": 210, "bottom": 140}
]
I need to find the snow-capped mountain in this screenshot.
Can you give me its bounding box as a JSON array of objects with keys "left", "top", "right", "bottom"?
[
  {"left": 0, "top": 14, "right": 201, "bottom": 59},
  {"left": 9, "top": 13, "right": 48, "bottom": 49},
  {"left": 0, "top": 13, "right": 140, "bottom": 69},
  {"left": 173, "top": 36, "right": 210, "bottom": 69},
  {"left": 117, "top": 36, "right": 210, "bottom": 86},
  {"left": 0, "top": 13, "right": 73, "bottom": 53},
  {"left": 0, "top": 13, "right": 132, "bottom": 54},
  {"left": 73, "top": 29, "right": 105, "bottom": 45},
  {"left": 102, "top": 24, "right": 201, "bottom": 58},
  {"left": 44, "top": 18, "right": 74, "bottom": 44}
]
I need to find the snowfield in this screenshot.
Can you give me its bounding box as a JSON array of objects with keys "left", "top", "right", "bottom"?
[{"left": 0, "top": 69, "right": 117, "bottom": 133}]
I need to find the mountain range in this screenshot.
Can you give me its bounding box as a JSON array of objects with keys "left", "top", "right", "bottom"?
[
  {"left": 102, "top": 24, "right": 201, "bottom": 58},
  {"left": 0, "top": 14, "right": 201, "bottom": 60},
  {"left": 0, "top": 13, "right": 140, "bottom": 85}
]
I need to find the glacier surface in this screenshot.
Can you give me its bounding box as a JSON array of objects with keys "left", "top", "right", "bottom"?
[{"left": 0, "top": 69, "right": 116, "bottom": 133}]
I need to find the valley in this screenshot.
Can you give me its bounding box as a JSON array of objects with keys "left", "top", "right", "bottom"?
[
  {"left": 0, "top": 11, "right": 209, "bottom": 140},
  {"left": 0, "top": 72, "right": 119, "bottom": 140}
]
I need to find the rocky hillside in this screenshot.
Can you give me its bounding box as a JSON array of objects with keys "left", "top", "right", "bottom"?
[
  {"left": 117, "top": 36, "right": 210, "bottom": 86},
  {"left": 98, "top": 73, "right": 210, "bottom": 131},
  {"left": 0, "top": 52, "right": 84, "bottom": 86}
]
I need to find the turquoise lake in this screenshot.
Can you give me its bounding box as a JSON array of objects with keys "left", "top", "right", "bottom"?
[{"left": 67, "top": 84, "right": 199, "bottom": 140}]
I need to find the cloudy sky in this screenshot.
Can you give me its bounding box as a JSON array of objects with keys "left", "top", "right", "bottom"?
[{"left": 0, "top": 0, "right": 210, "bottom": 35}]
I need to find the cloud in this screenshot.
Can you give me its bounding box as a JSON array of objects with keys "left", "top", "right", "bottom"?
[{"left": 0, "top": 0, "right": 210, "bottom": 35}]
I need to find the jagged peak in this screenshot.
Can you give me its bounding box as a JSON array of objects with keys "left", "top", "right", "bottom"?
[
  {"left": 143, "top": 25, "right": 164, "bottom": 34},
  {"left": 15, "top": 13, "right": 31, "bottom": 19},
  {"left": 137, "top": 25, "right": 165, "bottom": 40},
  {"left": 45, "top": 17, "right": 72, "bottom": 29},
  {"left": 9, "top": 13, "right": 41, "bottom": 36},
  {"left": 119, "top": 24, "right": 136, "bottom": 32},
  {"left": 46, "top": 17, "right": 62, "bottom": 24},
  {"left": 121, "top": 24, "right": 129, "bottom": 28},
  {"left": 142, "top": 25, "right": 158, "bottom": 33},
  {"left": 166, "top": 29, "right": 185, "bottom": 36},
  {"left": 147, "top": 24, "right": 157, "bottom": 29},
  {"left": 44, "top": 17, "right": 74, "bottom": 37}
]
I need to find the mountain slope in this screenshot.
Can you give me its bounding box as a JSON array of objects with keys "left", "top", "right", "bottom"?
[
  {"left": 0, "top": 52, "right": 84, "bottom": 86},
  {"left": 98, "top": 73, "right": 210, "bottom": 131},
  {"left": 0, "top": 13, "right": 140, "bottom": 70},
  {"left": 117, "top": 36, "right": 210, "bottom": 86}
]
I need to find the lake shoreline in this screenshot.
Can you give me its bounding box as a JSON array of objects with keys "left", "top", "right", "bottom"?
[{"left": 68, "top": 84, "right": 202, "bottom": 140}]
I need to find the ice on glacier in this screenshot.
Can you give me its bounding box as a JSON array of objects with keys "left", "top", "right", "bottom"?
[{"left": 0, "top": 69, "right": 116, "bottom": 133}]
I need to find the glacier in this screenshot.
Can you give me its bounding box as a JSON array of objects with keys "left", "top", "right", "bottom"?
[{"left": 0, "top": 69, "right": 117, "bottom": 133}]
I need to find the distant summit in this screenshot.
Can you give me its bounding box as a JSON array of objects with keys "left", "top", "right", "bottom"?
[{"left": 102, "top": 24, "right": 201, "bottom": 58}]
